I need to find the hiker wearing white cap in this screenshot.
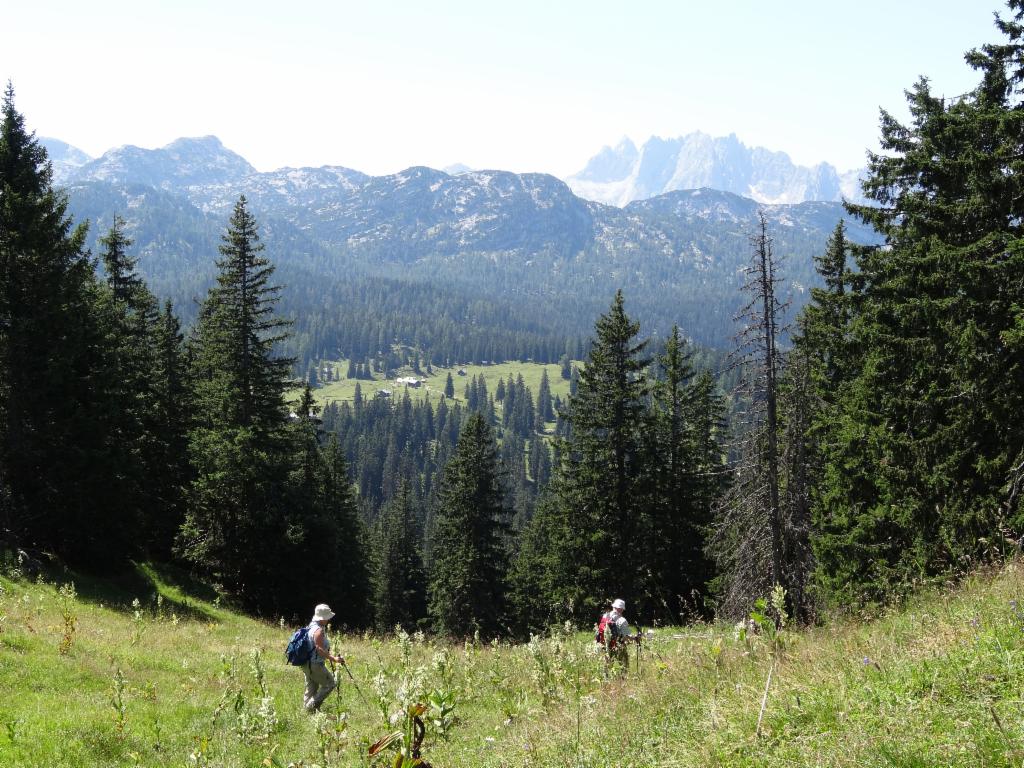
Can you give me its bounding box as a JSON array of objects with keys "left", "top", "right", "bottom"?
[
  {"left": 303, "top": 603, "right": 344, "bottom": 711},
  {"left": 596, "top": 597, "right": 634, "bottom": 673}
]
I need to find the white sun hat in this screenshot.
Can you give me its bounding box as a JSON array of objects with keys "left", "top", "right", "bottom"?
[
  {"left": 312, "top": 603, "right": 335, "bottom": 622},
  {"left": 612, "top": 598, "right": 626, "bottom": 611}
]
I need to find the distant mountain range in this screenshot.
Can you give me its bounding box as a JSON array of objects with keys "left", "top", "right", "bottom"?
[
  {"left": 41, "top": 134, "right": 881, "bottom": 354},
  {"left": 566, "top": 133, "right": 866, "bottom": 207}
]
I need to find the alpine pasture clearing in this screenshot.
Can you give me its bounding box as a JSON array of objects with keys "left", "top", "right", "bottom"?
[{"left": 308, "top": 360, "right": 574, "bottom": 411}]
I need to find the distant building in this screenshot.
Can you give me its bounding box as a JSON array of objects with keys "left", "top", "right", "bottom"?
[
  {"left": 376, "top": 389, "right": 392, "bottom": 398},
  {"left": 396, "top": 377, "right": 422, "bottom": 388},
  {"left": 457, "top": 368, "right": 467, "bottom": 376}
]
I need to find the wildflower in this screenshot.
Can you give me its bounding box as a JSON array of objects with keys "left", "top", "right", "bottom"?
[
  {"left": 732, "top": 619, "right": 747, "bottom": 642},
  {"left": 862, "top": 656, "right": 871, "bottom": 665}
]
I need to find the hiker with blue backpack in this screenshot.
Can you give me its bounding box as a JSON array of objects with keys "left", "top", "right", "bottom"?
[{"left": 286, "top": 603, "right": 345, "bottom": 712}]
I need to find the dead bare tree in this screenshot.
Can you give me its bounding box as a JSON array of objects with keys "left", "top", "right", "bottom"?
[{"left": 708, "top": 211, "right": 795, "bottom": 619}]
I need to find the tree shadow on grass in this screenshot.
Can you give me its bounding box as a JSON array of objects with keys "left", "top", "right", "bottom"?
[{"left": 7, "top": 549, "right": 226, "bottom": 623}]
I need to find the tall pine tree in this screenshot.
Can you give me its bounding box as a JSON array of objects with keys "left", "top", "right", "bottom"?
[
  {"left": 0, "top": 84, "right": 115, "bottom": 564},
  {"left": 428, "top": 412, "right": 510, "bottom": 636},
  {"left": 373, "top": 481, "right": 427, "bottom": 632},
  {"left": 179, "top": 196, "right": 298, "bottom": 610},
  {"left": 815, "top": 3, "right": 1024, "bottom": 603},
  {"left": 533, "top": 292, "right": 653, "bottom": 619},
  {"left": 648, "top": 326, "right": 721, "bottom": 620}
]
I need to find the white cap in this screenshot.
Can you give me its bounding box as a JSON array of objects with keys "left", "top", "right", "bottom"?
[
  {"left": 612, "top": 598, "right": 626, "bottom": 611},
  {"left": 312, "top": 603, "right": 335, "bottom": 622}
]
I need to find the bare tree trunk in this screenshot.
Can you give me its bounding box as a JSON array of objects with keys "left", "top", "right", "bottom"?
[
  {"left": 708, "top": 211, "right": 792, "bottom": 619},
  {"left": 756, "top": 214, "right": 785, "bottom": 596}
]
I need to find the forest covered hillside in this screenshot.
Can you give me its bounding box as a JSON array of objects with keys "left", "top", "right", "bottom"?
[{"left": 56, "top": 146, "right": 881, "bottom": 367}]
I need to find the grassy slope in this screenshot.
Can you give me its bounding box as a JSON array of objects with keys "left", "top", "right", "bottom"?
[{"left": 1, "top": 560, "right": 1023, "bottom": 767}]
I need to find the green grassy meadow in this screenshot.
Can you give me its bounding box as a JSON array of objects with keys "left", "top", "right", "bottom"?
[
  {"left": 3, "top": 557, "right": 1024, "bottom": 766},
  {"left": 306, "top": 360, "right": 574, "bottom": 412}
]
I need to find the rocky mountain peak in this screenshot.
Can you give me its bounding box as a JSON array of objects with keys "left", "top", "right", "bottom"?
[
  {"left": 566, "top": 132, "right": 866, "bottom": 207},
  {"left": 70, "top": 135, "right": 255, "bottom": 190}
]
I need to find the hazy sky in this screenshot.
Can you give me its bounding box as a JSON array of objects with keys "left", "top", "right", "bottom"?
[{"left": 3, "top": 1, "right": 1004, "bottom": 177}]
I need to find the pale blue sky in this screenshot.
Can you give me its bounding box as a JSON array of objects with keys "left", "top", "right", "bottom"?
[{"left": 3, "top": 1, "right": 1004, "bottom": 176}]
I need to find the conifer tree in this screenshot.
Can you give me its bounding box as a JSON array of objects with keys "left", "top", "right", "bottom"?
[
  {"left": 428, "top": 412, "right": 510, "bottom": 636},
  {"left": 316, "top": 434, "right": 373, "bottom": 625},
  {"left": 507, "top": 490, "right": 566, "bottom": 635},
  {"left": 179, "top": 196, "right": 297, "bottom": 609},
  {"left": 537, "top": 368, "right": 554, "bottom": 422},
  {"left": 0, "top": 84, "right": 114, "bottom": 563},
  {"left": 648, "top": 326, "right": 719, "bottom": 620},
  {"left": 373, "top": 481, "right": 427, "bottom": 632},
  {"left": 148, "top": 300, "right": 191, "bottom": 556},
  {"left": 815, "top": 3, "right": 1024, "bottom": 603},
  {"left": 94, "top": 218, "right": 169, "bottom": 551},
  {"left": 787, "top": 222, "right": 854, "bottom": 609},
  {"left": 542, "top": 292, "right": 653, "bottom": 618},
  {"left": 686, "top": 370, "right": 730, "bottom": 539}
]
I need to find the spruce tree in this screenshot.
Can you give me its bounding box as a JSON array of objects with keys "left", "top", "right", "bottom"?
[
  {"left": 373, "top": 481, "right": 427, "bottom": 632},
  {"left": 814, "top": 4, "right": 1024, "bottom": 603},
  {"left": 149, "top": 300, "right": 191, "bottom": 557},
  {"left": 544, "top": 291, "right": 653, "bottom": 618},
  {"left": 428, "top": 412, "right": 510, "bottom": 636},
  {"left": 560, "top": 353, "right": 572, "bottom": 380},
  {"left": 537, "top": 368, "right": 554, "bottom": 422},
  {"left": 179, "top": 196, "right": 297, "bottom": 609},
  {"left": 95, "top": 218, "right": 168, "bottom": 552},
  {"left": 0, "top": 84, "right": 114, "bottom": 563},
  {"left": 507, "top": 490, "right": 566, "bottom": 635},
  {"left": 316, "top": 434, "right": 373, "bottom": 626},
  {"left": 648, "top": 326, "right": 718, "bottom": 620}
]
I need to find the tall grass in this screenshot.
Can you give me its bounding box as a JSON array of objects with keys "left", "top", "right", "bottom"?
[{"left": 0, "top": 559, "right": 1022, "bottom": 766}]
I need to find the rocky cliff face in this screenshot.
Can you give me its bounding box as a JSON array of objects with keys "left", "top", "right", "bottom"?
[{"left": 567, "top": 132, "right": 866, "bottom": 207}]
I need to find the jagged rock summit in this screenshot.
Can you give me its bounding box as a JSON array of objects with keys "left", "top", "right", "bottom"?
[{"left": 567, "top": 132, "right": 865, "bottom": 207}]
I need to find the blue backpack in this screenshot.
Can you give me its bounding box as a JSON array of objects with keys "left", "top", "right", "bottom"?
[{"left": 285, "top": 626, "right": 316, "bottom": 665}]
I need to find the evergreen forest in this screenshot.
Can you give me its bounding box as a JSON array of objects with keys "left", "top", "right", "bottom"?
[{"left": 3, "top": 1, "right": 1024, "bottom": 641}]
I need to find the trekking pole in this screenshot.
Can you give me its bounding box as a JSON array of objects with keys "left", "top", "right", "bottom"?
[
  {"left": 331, "top": 658, "right": 371, "bottom": 708},
  {"left": 630, "top": 630, "right": 638, "bottom": 679}
]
